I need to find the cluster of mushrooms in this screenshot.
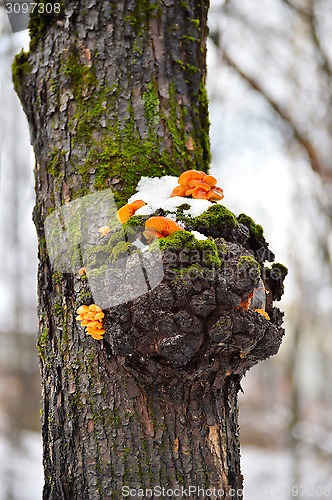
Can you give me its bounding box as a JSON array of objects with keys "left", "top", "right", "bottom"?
[
  {"left": 76, "top": 304, "right": 105, "bottom": 340},
  {"left": 116, "top": 169, "right": 224, "bottom": 240},
  {"left": 76, "top": 169, "right": 269, "bottom": 342},
  {"left": 170, "top": 170, "right": 224, "bottom": 201}
]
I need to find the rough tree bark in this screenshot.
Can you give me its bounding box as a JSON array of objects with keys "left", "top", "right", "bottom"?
[{"left": 13, "top": 1, "right": 286, "bottom": 499}]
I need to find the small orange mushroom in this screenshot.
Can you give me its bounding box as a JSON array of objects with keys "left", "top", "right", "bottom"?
[
  {"left": 178, "top": 170, "right": 204, "bottom": 186},
  {"left": 76, "top": 303, "right": 105, "bottom": 340},
  {"left": 98, "top": 225, "right": 111, "bottom": 237},
  {"left": 170, "top": 169, "right": 224, "bottom": 201},
  {"left": 144, "top": 216, "right": 184, "bottom": 240},
  {"left": 187, "top": 179, "right": 210, "bottom": 189},
  {"left": 202, "top": 174, "right": 217, "bottom": 187},
  {"left": 171, "top": 185, "right": 186, "bottom": 198},
  {"left": 254, "top": 309, "right": 270, "bottom": 320},
  {"left": 188, "top": 184, "right": 211, "bottom": 199},
  {"left": 206, "top": 187, "right": 224, "bottom": 201},
  {"left": 117, "top": 200, "right": 147, "bottom": 224}
]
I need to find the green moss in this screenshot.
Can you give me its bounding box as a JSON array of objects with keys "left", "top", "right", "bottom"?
[
  {"left": 176, "top": 471, "right": 185, "bottom": 486},
  {"left": 181, "top": 35, "right": 196, "bottom": 42},
  {"left": 237, "top": 255, "right": 260, "bottom": 277},
  {"left": 29, "top": 0, "right": 65, "bottom": 51},
  {"left": 48, "top": 148, "right": 66, "bottom": 177},
  {"left": 191, "top": 18, "right": 200, "bottom": 28},
  {"left": 152, "top": 230, "right": 221, "bottom": 268},
  {"left": 111, "top": 241, "right": 132, "bottom": 261},
  {"left": 106, "top": 412, "right": 121, "bottom": 428},
  {"left": 271, "top": 262, "right": 288, "bottom": 277},
  {"left": 142, "top": 82, "right": 160, "bottom": 125},
  {"left": 123, "top": 215, "right": 148, "bottom": 228},
  {"left": 161, "top": 82, "right": 207, "bottom": 176},
  {"left": 198, "top": 239, "right": 222, "bottom": 267},
  {"left": 37, "top": 327, "right": 49, "bottom": 361},
  {"left": 237, "top": 213, "right": 264, "bottom": 239},
  {"left": 175, "top": 60, "right": 200, "bottom": 73},
  {"left": 54, "top": 303, "right": 62, "bottom": 315},
  {"left": 192, "top": 204, "right": 238, "bottom": 230},
  {"left": 84, "top": 224, "right": 143, "bottom": 274},
  {"left": 215, "top": 239, "right": 229, "bottom": 255},
  {"left": 63, "top": 50, "right": 99, "bottom": 102},
  {"left": 197, "top": 80, "right": 211, "bottom": 166},
  {"left": 175, "top": 263, "right": 204, "bottom": 278},
  {"left": 53, "top": 41, "right": 210, "bottom": 206},
  {"left": 123, "top": 1, "right": 158, "bottom": 35},
  {"left": 156, "top": 230, "right": 196, "bottom": 250},
  {"left": 12, "top": 49, "right": 31, "bottom": 95},
  {"left": 78, "top": 289, "right": 93, "bottom": 303}
]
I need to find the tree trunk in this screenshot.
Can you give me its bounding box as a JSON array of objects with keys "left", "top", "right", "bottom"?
[{"left": 13, "top": 1, "right": 286, "bottom": 498}]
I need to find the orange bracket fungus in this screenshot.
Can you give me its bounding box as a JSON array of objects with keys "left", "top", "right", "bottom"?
[
  {"left": 171, "top": 169, "right": 224, "bottom": 201},
  {"left": 76, "top": 304, "right": 105, "bottom": 340},
  {"left": 143, "top": 216, "right": 184, "bottom": 241},
  {"left": 117, "top": 200, "right": 147, "bottom": 224}
]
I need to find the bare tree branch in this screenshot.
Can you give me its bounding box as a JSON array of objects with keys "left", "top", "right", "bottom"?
[
  {"left": 220, "top": 48, "right": 332, "bottom": 181},
  {"left": 307, "top": 5, "right": 332, "bottom": 79},
  {"left": 281, "top": 0, "right": 332, "bottom": 78}
]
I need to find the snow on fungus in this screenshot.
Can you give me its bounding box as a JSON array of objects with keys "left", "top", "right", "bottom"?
[
  {"left": 127, "top": 175, "right": 222, "bottom": 219},
  {"left": 76, "top": 304, "right": 105, "bottom": 340},
  {"left": 117, "top": 200, "right": 147, "bottom": 224},
  {"left": 144, "top": 216, "right": 184, "bottom": 240}
]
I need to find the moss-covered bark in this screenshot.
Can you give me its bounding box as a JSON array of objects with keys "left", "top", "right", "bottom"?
[
  {"left": 13, "top": 1, "right": 286, "bottom": 499},
  {"left": 13, "top": 0, "right": 210, "bottom": 208}
]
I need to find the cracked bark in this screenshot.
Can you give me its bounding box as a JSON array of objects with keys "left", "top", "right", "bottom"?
[{"left": 14, "top": 1, "right": 286, "bottom": 498}]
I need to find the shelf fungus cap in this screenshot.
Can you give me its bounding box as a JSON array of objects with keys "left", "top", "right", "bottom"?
[
  {"left": 145, "top": 216, "right": 184, "bottom": 238},
  {"left": 117, "top": 199, "right": 147, "bottom": 224},
  {"left": 178, "top": 170, "right": 205, "bottom": 186},
  {"left": 207, "top": 187, "right": 224, "bottom": 201}
]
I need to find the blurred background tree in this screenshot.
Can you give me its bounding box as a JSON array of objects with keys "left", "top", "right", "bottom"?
[{"left": 0, "top": 0, "right": 332, "bottom": 498}]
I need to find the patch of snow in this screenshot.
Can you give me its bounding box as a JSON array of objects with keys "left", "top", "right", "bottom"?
[
  {"left": 128, "top": 175, "right": 178, "bottom": 205},
  {"left": 191, "top": 230, "right": 208, "bottom": 240},
  {"left": 129, "top": 175, "right": 221, "bottom": 219},
  {"left": 182, "top": 198, "right": 216, "bottom": 218}
]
